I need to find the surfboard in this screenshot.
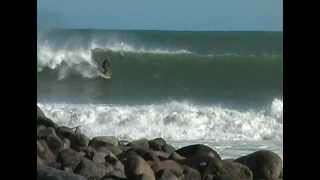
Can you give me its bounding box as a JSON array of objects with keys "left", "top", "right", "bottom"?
[{"left": 98, "top": 72, "right": 112, "bottom": 79}]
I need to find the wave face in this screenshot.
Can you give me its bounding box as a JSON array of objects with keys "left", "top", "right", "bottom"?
[
  {"left": 38, "top": 99, "right": 282, "bottom": 141},
  {"left": 37, "top": 30, "right": 282, "bottom": 106}
]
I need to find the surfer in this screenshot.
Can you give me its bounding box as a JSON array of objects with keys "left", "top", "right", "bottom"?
[{"left": 102, "top": 57, "right": 112, "bottom": 75}]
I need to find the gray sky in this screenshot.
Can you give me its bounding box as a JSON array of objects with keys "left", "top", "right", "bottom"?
[{"left": 37, "top": 0, "right": 282, "bottom": 31}]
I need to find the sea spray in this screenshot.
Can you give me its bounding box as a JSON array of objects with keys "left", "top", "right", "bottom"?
[{"left": 38, "top": 99, "right": 282, "bottom": 141}]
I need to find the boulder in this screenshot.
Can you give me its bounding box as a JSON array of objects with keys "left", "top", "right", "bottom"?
[
  {"left": 151, "top": 160, "right": 183, "bottom": 177},
  {"left": 179, "top": 155, "right": 225, "bottom": 179},
  {"left": 219, "top": 160, "right": 253, "bottom": 180},
  {"left": 235, "top": 150, "right": 282, "bottom": 179},
  {"left": 37, "top": 127, "right": 56, "bottom": 139},
  {"left": 149, "top": 138, "right": 166, "bottom": 151},
  {"left": 46, "top": 134, "right": 64, "bottom": 155},
  {"left": 70, "top": 131, "right": 90, "bottom": 150},
  {"left": 162, "top": 144, "right": 176, "bottom": 154},
  {"left": 128, "top": 138, "right": 150, "bottom": 150},
  {"left": 155, "top": 169, "right": 178, "bottom": 180},
  {"left": 74, "top": 158, "right": 113, "bottom": 178},
  {"left": 56, "top": 126, "right": 74, "bottom": 139},
  {"left": 101, "top": 174, "right": 127, "bottom": 180},
  {"left": 124, "top": 152, "right": 155, "bottom": 180},
  {"left": 175, "top": 144, "right": 221, "bottom": 160},
  {"left": 38, "top": 166, "right": 86, "bottom": 180},
  {"left": 180, "top": 165, "right": 201, "bottom": 180},
  {"left": 37, "top": 106, "right": 58, "bottom": 129},
  {"left": 89, "top": 136, "right": 119, "bottom": 147},
  {"left": 37, "top": 140, "right": 56, "bottom": 165},
  {"left": 57, "top": 148, "right": 83, "bottom": 170},
  {"left": 169, "top": 152, "right": 186, "bottom": 161}
]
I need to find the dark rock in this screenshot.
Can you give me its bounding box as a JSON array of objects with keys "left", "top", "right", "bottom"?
[
  {"left": 37, "top": 155, "right": 44, "bottom": 167},
  {"left": 89, "top": 136, "right": 119, "bottom": 147},
  {"left": 92, "top": 144, "right": 123, "bottom": 156},
  {"left": 70, "top": 131, "right": 90, "bottom": 150},
  {"left": 179, "top": 155, "right": 225, "bottom": 179},
  {"left": 92, "top": 151, "right": 107, "bottom": 163},
  {"left": 123, "top": 152, "right": 155, "bottom": 180},
  {"left": 162, "top": 144, "right": 176, "bottom": 154},
  {"left": 87, "top": 176, "right": 100, "bottom": 180},
  {"left": 101, "top": 174, "right": 127, "bottom": 180},
  {"left": 37, "top": 127, "right": 56, "bottom": 139},
  {"left": 38, "top": 166, "right": 86, "bottom": 180},
  {"left": 180, "top": 165, "right": 201, "bottom": 180},
  {"left": 155, "top": 169, "right": 178, "bottom": 180},
  {"left": 169, "top": 152, "right": 186, "bottom": 161},
  {"left": 235, "top": 150, "right": 282, "bottom": 180},
  {"left": 128, "top": 138, "right": 150, "bottom": 150},
  {"left": 175, "top": 144, "right": 221, "bottom": 160},
  {"left": 74, "top": 158, "right": 113, "bottom": 178},
  {"left": 152, "top": 150, "right": 170, "bottom": 160},
  {"left": 132, "top": 148, "right": 160, "bottom": 162},
  {"left": 56, "top": 126, "right": 74, "bottom": 139},
  {"left": 149, "top": 138, "right": 166, "bottom": 151},
  {"left": 219, "top": 160, "right": 253, "bottom": 180},
  {"left": 37, "top": 106, "right": 58, "bottom": 129},
  {"left": 57, "top": 148, "right": 83, "bottom": 170},
  {"left": 151, "top": 160, "right": 183, "bottom": 177},
  {"left": 62, "top": 138, "right": 71, "bottom": 149},
  {"left": 46, "top": 134, "right": 64, "bottom": 155},
  {"left": 37, "top": 140, "right": 56, "bottom": 165},
  {"left": 37, "top": 106, "right": 47, "bottom": 118}
]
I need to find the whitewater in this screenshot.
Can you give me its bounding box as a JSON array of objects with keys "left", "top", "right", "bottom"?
[{"left": 37, "top": 30, "right": 283, "bottom": 159}]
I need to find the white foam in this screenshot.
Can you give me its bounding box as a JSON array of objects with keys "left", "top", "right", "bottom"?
[
  {"left": 37, "top": 39, "right": 192, "bottom": 79},
  {"left": 37, "top": 99, "right": 283, "bottom": 142}
]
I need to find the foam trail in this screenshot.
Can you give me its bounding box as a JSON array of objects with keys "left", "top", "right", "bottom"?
[{"left": 38, "top": 99, "right": 283, "bottom": 141}]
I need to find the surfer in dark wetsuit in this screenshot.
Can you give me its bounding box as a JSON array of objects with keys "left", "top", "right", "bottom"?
[{"left": 102, "top": 57, "right": 112, "bottom": 75}]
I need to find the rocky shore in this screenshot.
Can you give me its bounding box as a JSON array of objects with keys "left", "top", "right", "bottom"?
[{"left": 37, "top": 105, "right": 283, "bottom": 180}]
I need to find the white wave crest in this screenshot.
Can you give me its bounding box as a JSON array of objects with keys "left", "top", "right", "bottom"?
[
  {"left": 37, "top": 99, "right": 283, "bottom": 142},
  {"left": 37, "top": 39, "right": 191, "bottom": 79}
]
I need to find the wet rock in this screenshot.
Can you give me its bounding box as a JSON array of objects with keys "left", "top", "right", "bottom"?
[
  {"left": 152, "top": 150, "right": 170, "bottom": 160},
  {"left": 151, "top": 160, "right": 183, "bottom": 177},
  {"left": 62, "top": 138, "right": 71, "bottom": 149},
  {"left": 179, "top": 155, "right": 225, "bottom": 179},
  {"left": 124, "top": 152, "right": 155, "bottom": 180},
  {"left": 37, "top": 140, "right": 56, "bottom": 165},
  {"left": 57, "top": 148, "right": 83, "bottom": 170},
  {"left": 46, "top": 134, "right": 64, "bottom": 155},
  {"left": 180, "top": 165, "right": 201, "bottom": 180},
  {"left": 162, "top": 144, "right": 176, "bottom": 154},
  {"left": 169, "top": 152, "right": 186, "bottom": 161},
  {"left": 37, "top": 127, "right": 56, "bottom": 139},
  {"left": 92, "top": 151, "right": 107, "bottom": 163},
  {"left": 235, "top": 150, "right": 282, "bottom": 179},
  {"left": 155, "top": 169, "right": 178, "bottom": 180},
  {"left": 132, "top": 148, "right": 160, "bottom": 162},
  {"left": 128, "top": 138, "right": 150, "bottom": 150},
  {"left": 56, "top": 126, "right": 74, "bottom": 139},
  {"left": 37, "top": 106, "right": 58, "bottom": 129},
  {"left": 70, "top": 131, "right": 90, "bottom": 150},
  {"left": 101, "top": 174, "right": 127, "bottom": 180},
  {"left": 74, "top": 158, "right": 113, "bottom": 178},
  {"left": 175, "top": 144, "right": 221, "bottom": 160},
  {"left": 92, "top": 144, "right": 123, "bottom": 156},
  {"left": 38, "top": 166, "right": 86, "bottom": 180},
  {"left": 220, "top": 160, "right": 253, "bottom": 180},
  {"left": 149, "top": 138, "right": 166, "bottom": 151},
  {"left": 89, "top": 136, "right": 119, "bottom": 147}
]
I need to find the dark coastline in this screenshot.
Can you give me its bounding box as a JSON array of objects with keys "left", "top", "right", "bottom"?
[{"left": 37, "top": 105, "right": 283, "bottom": 180}]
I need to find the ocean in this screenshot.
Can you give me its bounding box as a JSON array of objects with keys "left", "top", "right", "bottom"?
[{"left": 37, "top": 29, "right": 283, "bottom": 159}]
